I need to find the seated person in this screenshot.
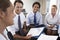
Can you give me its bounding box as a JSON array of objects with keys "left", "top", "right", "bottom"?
[
  {"left": 4, "top": 0, "right": 32, "bottom": 40},
  {"left": 26, "top": 2, "right": 43, "bottom": 29},
  {"left": 45, "top": 5, "right": 60, "bottom": 35}
]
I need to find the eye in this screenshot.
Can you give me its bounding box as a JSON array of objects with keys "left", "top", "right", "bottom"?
[
  {"left": 17, "top": 6, "right": 19, "bottom": 8},
  {"left": 20, "top": 6, "right": 22, "bottom": 8}
]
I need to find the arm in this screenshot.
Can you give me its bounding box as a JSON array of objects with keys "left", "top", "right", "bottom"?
[
  {"left": 26, "top": 14, "right": 30, "bottom": 27},
  {"left": 26, "top": 14, "right": 34, "bottom": 28},
  {"left": 44, "top": 15, "right": 50, "bottom": 27},
  {"left": 39, "top": 14, "right": 43, "bottom": 25},
  {"left": 45, "top": 16, "right": 54, "bottom": 28},
  {"left": 13, "top": 34, "right": 32, "bottom": 39}
]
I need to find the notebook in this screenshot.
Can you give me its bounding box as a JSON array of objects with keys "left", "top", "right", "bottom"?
[
  {"left": 37, "top": 34, "right": 58, "bottom": 40},
  {"left": 27, "top": 27, "right": 44, "bottom": 37}
]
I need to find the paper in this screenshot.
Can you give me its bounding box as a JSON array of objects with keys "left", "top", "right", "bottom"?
[
  {"left": 37, "top": 34, "right": 58, "bottom": 40},
  {"left": 27, "top": 27, "right": 44, "bottom": 36}
]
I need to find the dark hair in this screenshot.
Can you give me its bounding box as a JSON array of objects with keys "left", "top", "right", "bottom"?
[
  {"left": 52, "top": 5, "right": 57, "bottom": 9},
  {"left": 0, "top": 0, "right": 10, "bottom": 12},
  {"left": 32, "top": 2, "right": 40, "bottom": 8},
  {"left": 14, "top": 0, "right": 23, "bottom": 7}
]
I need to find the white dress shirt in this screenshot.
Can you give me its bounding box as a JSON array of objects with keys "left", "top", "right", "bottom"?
[
  {"left": 45, "top": 13, "right": 60, "bottom": 30},
  {"left": 3, "top": 12, "right": 25, "bottom": 40},
  {"left": 0, "top": 34, "right": 6, "bottom": 40},
  {"left": 26, "top": 11, "right": 43, "bottom": 26}
]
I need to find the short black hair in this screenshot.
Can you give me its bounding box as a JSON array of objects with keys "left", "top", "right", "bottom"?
[
  {"left": 32, "top": 2, "right": 40, "bottom": 8},
  {"left": 0, "top": 0, "right": 10, "bottom": 12},
  {"left": 14, "top": 0, "right": 23, "bottom": 7}
]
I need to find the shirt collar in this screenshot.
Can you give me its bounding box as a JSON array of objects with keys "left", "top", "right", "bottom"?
[
  {"left": 31, "top": 11, "right": 39, "bottom": 15},
  {"left": 50, "top": 11, "right": 58, "bottom": 18},
  {"left": 14, "top": 10, "right": 22, "bottom": 16}
]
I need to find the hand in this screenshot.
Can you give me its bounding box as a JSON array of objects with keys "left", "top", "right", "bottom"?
[
  {"left": 25, "top": 35, "right": 32, "bottom": 39},
  {"left": 23, "top": 29, "right": 27, "bottom": 33},
  {"left": 48, "top": 25, "right": 54, "bottom": 28}
]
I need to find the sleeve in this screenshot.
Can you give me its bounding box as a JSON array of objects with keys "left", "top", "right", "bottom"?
[
  {"left": 26, "top": 13, "right": 30, "bottom": 26},
  {"left": 39, "top": 13, "right": 43, "bottom": 25},
  {"left": 44, "top": 14, "right": 50, "bottom": 27}
]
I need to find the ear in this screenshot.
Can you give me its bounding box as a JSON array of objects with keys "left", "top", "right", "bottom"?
[{"left": 0, "top": 9, "right": 5, "bottom": 19}]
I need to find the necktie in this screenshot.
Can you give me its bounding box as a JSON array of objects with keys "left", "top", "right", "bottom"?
[
  {"left": 34, "top": 13, "right": 36, "bottom": 26},
  {"left": 18, "top": 15, "right": 21, "bottom": 30},
  {"left": 18, "top": 15, "right": 25, "bottom": 36},
  {"left": 6, "top": 28, "right": 14, "bottom": 40}
]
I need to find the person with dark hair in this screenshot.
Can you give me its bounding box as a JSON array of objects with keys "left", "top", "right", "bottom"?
[
  {"left": 45, "top": 5, "right": 60, "bottom": 35},
  {"left": 4, "top": 0, "right": 32, "bottom": 40},
  {"left": 26, "top": 2, "right": 43, "bottom": 28},
  {"left": 14, "top": 0, "right": 23, "bottom": 7},
  {"left": 0, "top": 0, "right": 15, "bottom": 40},
  {"left": 32, "top": 2, "right": 40, "bottom": 8},
  {"left": 26, "top": 2, "right": 43, "bottom": 40}
]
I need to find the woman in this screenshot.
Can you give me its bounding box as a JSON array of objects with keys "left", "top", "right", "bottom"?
[
  {"left": 45, "top": 5, "right": 60, "bottom": 35},
  {"left": 0, "top": 0, "right": 15, "bottom": 40}
]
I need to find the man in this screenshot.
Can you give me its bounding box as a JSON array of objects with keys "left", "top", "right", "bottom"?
[
  {"left": 0, "top": 0, "right": 15, "bottom": 40},
  {"left": 45, "top": 5, "right": 60, "bottom": 35},
  {"left": 4, "top": 0, "right": 32, "bottom": 40},
  {"left": 26, "top": 2, "right": 43, "bottom": 28}
]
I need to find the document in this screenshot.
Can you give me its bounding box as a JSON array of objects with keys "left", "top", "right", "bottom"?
[
  {"left": 37, "top": 34, "right": 58, "bottom": 40},
  {"left": 27, "top": 27, "right": 44, "bottom": 36}
]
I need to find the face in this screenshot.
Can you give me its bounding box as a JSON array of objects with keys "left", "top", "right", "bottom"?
[
  {"left": 3, "top": 4, "right": 15, "bottom": 26},
  {"left": 33, "top": 4, "right": 40, "bottom": 13},
  {"left": 14, "top": 2, "right": 23, "bottom": 14},
  {"left": 51, "top": 7, "right": 57, "bottom": 16}
]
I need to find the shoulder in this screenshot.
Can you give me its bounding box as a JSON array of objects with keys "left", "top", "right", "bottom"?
[
  {"left": 37, "top": 12, "right": 42, "bottom": 17},
  {"left": 26, "top": 11, "right": 33, "bottom": 17},
  {"left": 45, "top": 13, "right": 50, "bottom": 19}
]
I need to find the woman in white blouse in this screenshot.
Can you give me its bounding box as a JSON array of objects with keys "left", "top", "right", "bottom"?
[{"left": 45, "top": 5, "right": 60, "bottom": 35}]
